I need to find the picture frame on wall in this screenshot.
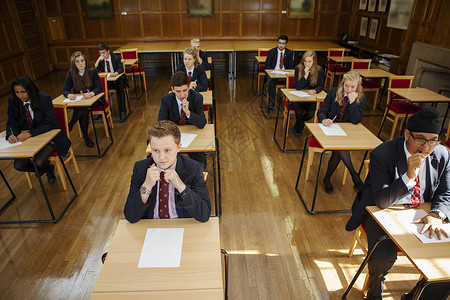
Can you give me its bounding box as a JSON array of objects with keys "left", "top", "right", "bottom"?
[
  {"left": 359, "top": 0, "right": 368, "bottom": 10},
  {"left": 387, "top": 0, "right": 414, "bottom": 30},
  {"left": 368, "top": 0, "right": 377, "bottom": 11},
  {"left": 85, "top": 0, "right": 114, "bottom": 19},
  {"left": 187, "top": 0, "right": 214, "bottom": 17},
  {"left": 287, "top": 0, "right": 315, "bottom": 18},
  {"left": 378, "top": 0, "right": 388, "bottom": 12},
  {"left": 360, "top": 17, "right": 369, "bottom": 36},
  {"left": 369, "top": 19, "right": 379, "bottom": 39}
]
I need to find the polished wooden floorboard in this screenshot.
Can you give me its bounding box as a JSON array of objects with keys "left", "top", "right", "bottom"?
[{"left": 0, "top": 70, "right": 420, "bottom": 299}]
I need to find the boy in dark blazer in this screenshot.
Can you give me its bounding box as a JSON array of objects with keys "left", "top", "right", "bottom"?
[
  {"left": 265, "top": 35, "right": 294, "bottom": 112},
  {"left": 95, "top": 43, "right": 128, "bottom": 121},
  {"left": 124, "top": 120, "right": 211, "bottom": 223},
  {"left": 190, "top": 38, "right": 210, "bottom": 70},
  {"left": 346, "top": 107, "right": 450, "bottom": 299}
]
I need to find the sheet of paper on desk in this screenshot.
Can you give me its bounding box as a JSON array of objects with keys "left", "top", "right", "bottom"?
[
  {"left": 63, "top": 95, "right": 83, "bottom": 102},
  {"left": 289, "top": 90, "right": 311, "bottom": 98},
  {"left": 393, "top": 209, "right": 450, "bottom": 244},
  {"left": 181, "top": 133, "right": 197, "bottom": 148},
  {"left": 0, "top": 139, "right": 22, "bottom": 150},
  {"left": 138, "top": 228, "right": 184, "bottom": 268},
  {"left": 270, "top": 70, "right": 289, "bottom": 75},
  {"left": 318, "top": 124, "right": 347, "bottom": 136}
]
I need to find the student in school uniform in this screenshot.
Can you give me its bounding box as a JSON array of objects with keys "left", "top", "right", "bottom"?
[
  {"left": 265, "top": 34, "right": 294, "bottom": 112},
  {"left": 124, "top": 120, "right": 211, "bottom": 223},
  {"left": 190, "top": 38, "right": 210, "bottom": 70},
  {"left": 94, "top": 43, "right": 128, "bottom": 121},
  {"left": 317, "top": 70, "right": 366, "bottom": 193},
  {"left": 292, "top": 50, "right": 324, "bottom": 136},
  {"left": 158, "top": 71, "right": 207, "bottom": 168},
  {"left": 6, "top": 76, "right": 71, "bottom": 185},
  {"left": 62, "top": 51, "right": 106, "bottom": 148},
  {"left": 175, "top": 47, "right": 208, "bottom": 92}
]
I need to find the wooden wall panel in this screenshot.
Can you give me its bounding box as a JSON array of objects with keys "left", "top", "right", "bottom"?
[
  {"left": 322, "top": 0, "right": 338, "bottom": 11},
  {"left": 161, "top": 0, "right": 180, "bottom": 11},
  {"left": 243, "top": 1, "right": 260, "bottom": 11},
  {"left": 201, "top": 15, "right": 221, "bottom": 37},
  {"left": 122, "top": 0, "right": 139, "bottom": 11},
  {"left": 123, "top": 15, "right": 142, "bottom": 38},
  {"left": 60, "top": 1, "right": 78, "bottom": 14},
  {"left": 142, "top": 14, "right": 162, "bottom": 37},
  {"left": 64, "top": 16, "right": 84, "bottom": 39},
  {"left": 318, "top": 13, "right": 336, "bottom": 36},
  {"left": 222, "top": 13, "right": 240, "bottom": 36},
  {"left": 141, "top": 0, "right": 160, "bottom": 11},
  {"left": 280, "top": 16, "right": 299, "bottom": 37},
  {"left": 162, "top": 14, "right": 181, "bottom": 37},
  {"left": 222, "top": 0, "right": 240, "bottom": 11},
  {"left": 102, "top": 18, "right": 122, "bottom": 38},
  {"left": 261, "top": 13, "right": 279, "bottom": 37},
  {"left": 262, "top": 0, "right": 279, "bottom": 11},
  {"left": 85, "top": 19, "right": 103, "bottom": 39},
  {"left": 43, "top": 0, "right": 59, "bottom": 14},
  {"left": 242, "top": 14, "right": 259, "bottom": 37},
  {"left": 181, "top": 14, "right": 201, "bottom": 37},
  {"left": 299, "top": 19, "right": 316, "bottom": 37}
]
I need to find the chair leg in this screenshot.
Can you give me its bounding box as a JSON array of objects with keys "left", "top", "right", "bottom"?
[
  {"left": 71, "top": 150, "right": 80, "bottom": 174},
  {"left": 53, "top": 157, "right": 67, "bottom": 191},
  {"left": 305, "top": 150, "right": 315, "bottom": 181},
  {"left": 372, "top": 89, "right": 379, "bottom": 111},
  {"left": 342, "top": 168, "right": 348, "bottom": 185},
  {"left": 361, "top": 273, "right": 370, "bottom": 295},
  {"left": 348, "top": 231, "right": 359, "bottom": 257},
  {"left": 390, "top": 115, "right": 400, "bottom": 140},
  {"left": 99, "top": 113, "right": 109, "bottom": 138},
  {"left": 25, "top": 172, "right": 33, "bottom": 189},
  {"left": 77, "top": 122, "right": 83, "bottom": 138},
  {"left": 141, "top": 71, "right": 147, "bottom": 91},
  {"left": 282, "top": 107, "right": 288, "bottom": 129}
]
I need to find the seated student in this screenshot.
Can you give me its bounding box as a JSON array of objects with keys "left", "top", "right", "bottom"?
[
  {"left": 158, "top": 71, "right": 207, "bottom": 168},
  {"left": 317, "top": 70, "right": 366, "bottom": 193},
  {"left": 190, "top": 38, "right": 210, "bottom": 70},
  {"left": 265, "top": 34, "right": 294, "bottom": 112},
  {"left": 175, "top": 47, "right": 208, "bottom": 92},
  {"left": 63, "top": 51, "right": 107, "bottom": 148},
  {"left": 6, "top": 76, "right": 71, "bottom": 184},
  {"left": 124, "top": 120, "right": 211, "bottom": 223},
  {"left": 292, "top": 50, "right": 324, "bottom": 136},
  {"left": 346, "top": 107, "right": 450, "bottom": 300},
  {"left": 94, "top": 43, "right": 128, "bottom": 121}
]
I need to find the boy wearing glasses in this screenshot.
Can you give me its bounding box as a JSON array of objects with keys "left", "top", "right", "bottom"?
[{"left": 346, "top": 107, "right": 450, "bottom": 300}]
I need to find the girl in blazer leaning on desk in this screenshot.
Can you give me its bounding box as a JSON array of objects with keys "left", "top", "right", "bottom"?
[
  {"left": 175, "top": 47, "right": 208, "bottom": 92},
  {"left": 292, "top": 50, "right": 324, "bottom": 136},
  {"left": 62, "top": 51, "right": 106, "bottom": 148},
  {"left": 6, "top": 76, "right": 71, "bottom": 185},
  {"left": 317, "top": 70, "right": 367, "bottom": 194}
]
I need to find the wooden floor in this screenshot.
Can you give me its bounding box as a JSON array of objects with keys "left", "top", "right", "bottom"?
[{"left": 0, "top": 70, "right": 422, "bottom": 299}]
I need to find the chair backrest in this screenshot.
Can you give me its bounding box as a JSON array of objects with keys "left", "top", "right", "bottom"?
[
  {"left": 351, "top": 58, "right": 372, "bottom": 70},
  {"left": 328, "top": 48, "right": 345, "bottom": 58},
  {"left": 286, "top": 74, "right": 295, "bottom": 89},
  {"left": 53, "top": 103, "right": 69, "bottom": 137},
  {"left": 387, "top": 75, "right": 414, "bottom": 102},
  {"left": 207, "top": 56, "right": 212, "bottom": 64},
  {"left": 99, "top": 74, "right": 110, "bottom": 105},
  {"left": 121, "top": 48, "right": 138, "bottom": 60},
  {"left": 258, "top": 48, "right": 270, "bottom": 57}
]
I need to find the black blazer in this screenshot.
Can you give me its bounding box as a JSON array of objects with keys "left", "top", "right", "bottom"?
[
  {"left": 158, "top": 90, "right": 206, "bottom": 129},
  {"left": 199, "top": 50, "right": 210, "bottom": 70},
  {"left": 265, "top": 47, "right": 294, "bottom": 70},
  {"left": 124, "top": 155, "right": 211, "bottom": 223},
  {"left": 294, "top": 66, "right": 324, "bottom": 93},
  {"left": 317, "top": 87, "right": 366, "bottom": 124},
  {"left": 346, "top": 137, "right": 450, "bottom": 231},
  {"left": 6, "top": 92, "right": 71, "bottom": 156},
  {"left": 96, "top": 54, "right": 124, "bottom": 74},
  {"left": 175, "top": 64, "right": 208, "bottom": 92},
  {"left": 62, "top": 68, "right": 107, "bottom": 107}
]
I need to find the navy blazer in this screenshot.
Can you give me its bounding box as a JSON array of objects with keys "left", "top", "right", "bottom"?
[
  {"left": 294, "top": 66, "right": 324, "bottom": 93},
  {"left": 158, "top": 90, "right": 206, "bottom": 129},
  {"left": 265, "top": 47, "right": 294, "bottom": 70},
  {"left": 96, "top": 54, "right": 124, "bottom": 74},
  {"left": 6, "top": 92, "right": 71, "bottom": 156},
  {"left": 317, "top": 87, "right": 366, "bottom": 124},
  {"left": 124, "top": 155, "right": 211, "bottom": 223},
  {"left": 346, "top": 137, "right": 450, "bottom": 231},
  {"left": 199, "top": 50, "right": 210, "bottom": 70},
  {"left": 62, "top": 68, "right": 107, "bottom": 107},
  {"left": 175, "top": 64, "right": 208, "bottom": 92}
]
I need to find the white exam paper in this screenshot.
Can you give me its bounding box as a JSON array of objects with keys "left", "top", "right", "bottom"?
[
  {"left": 318, "top": 124, "right": 347, "bottom": 136},
  {"left": 181, "top": 133, "right": 197, "bottom": 148},
  {"left": 288, "top": 90, "right": 311, "bottom": 98},
  {"left": 138, "top": 228, "right": 184, "bottom": 268},
  {"left": 63, "top": 95, "right": 83, "bottom": 103},
  {"left": 270, "top": 70, "right": 289, "bottom": 75},
  {"left": 0, "top": 139, "right": 22, "bottom": 150},
  {"left": 393, "top": 209, "right": 450, "bottom": 244}
]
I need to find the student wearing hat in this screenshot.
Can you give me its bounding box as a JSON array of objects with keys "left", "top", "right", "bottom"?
[{"left": 346, "top": 107, "right": 450, "bottom": 299}]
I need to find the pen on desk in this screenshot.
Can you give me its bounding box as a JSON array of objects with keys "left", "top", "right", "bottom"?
[{"left": 331, "top": 115, "right": 337, "bottom": 122}]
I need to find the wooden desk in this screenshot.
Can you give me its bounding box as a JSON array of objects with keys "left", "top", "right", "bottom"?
[
  {"left": 53, "top": 93, "right": 113, "bottom": 158},
  {"left": 355, "top": 69, "right": 394, "bottom": 112},
  {"left": 273, "top": 89, "right": 327, "bottom": 151},
  {"left": 91, "top": 218, "right": 223, "bottom": 299},
  {"left": 0, "top": 130, "right": 77, "bottom": 224},
  {"left": 255, "top": 56, "right": 266, "bottom": 63},
  {"left": 261, "top": 69, "right": 296, "bottom": 118},
  {"left": 98, "top": 72, "right": 125, "bottom": 82},
  {"left": 200, "top": 90, "right": 215, "bottom": 124},
  {"left": 122, "top": 58, "right": 138, "bottom": 66},
  {"left": 146, "top": 125, "right": 221, "bottom": 217},
  {"left": 379, "top": 88, "right": 450, "bottom": 137},
  {"left": 295, "top": 123, "right": 382, "bottom": 214},
  {"left": 327, "top": 55, "right": 356, "bottom": 63}
]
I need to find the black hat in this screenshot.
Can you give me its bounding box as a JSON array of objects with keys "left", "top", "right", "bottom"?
[{"left": 406, "top": 107, "right": 441, "bottom": 134}]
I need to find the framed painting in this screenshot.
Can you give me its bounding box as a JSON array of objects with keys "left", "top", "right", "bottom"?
[
  {"left": 387, "top": 0, "right": 414, "bottom": 30},
  {"left": 368, "top": 0, "right": 377, "bottom": 11},
  {"left": 187, "top": 0, "right": 214, "bottom": 17},
  {"left": 369, "top": 19, "right": 379, "bottom": 39},
  {"left": 86, "top": 0, "right": 114, "bottom": 19},
  {"left": 287, "top": 0, "right": 315, "bottom": 18},
  {"left": 360, "top": 17, "right": 369, "bottom": 37},
  {"left": 378, "top": 0, "right": 388, "bottom": 12},
  {"left": 359, "top": 0, "right": 368, "bottom": 10}
]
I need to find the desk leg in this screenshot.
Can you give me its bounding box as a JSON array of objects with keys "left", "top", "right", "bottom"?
[
  {"left": 31, "top": 158, "right": 56, "bottom": 221},
  {"left": 215, "top": 137, "right": 222, "bottom": 217},
  {"left": 310, "top": 151, "right": 326, "bottom": 213},
  {"left": 0, "top": 168, "right": 16, "bottom": 214},
  {"left": 295, "top": 136, "right": 312, "bottom": 213},
  {"left": 251, "top": 59, "right": 257, "bottom": 95},
  {"left": 441, "top": 103, "right": 450, "bottom": 135},
  {"left": 341, "top": 235, "right": 391, "bottom": 299},
  {"left": 53, "top": 152, "right": 78, "bottom": 222}
]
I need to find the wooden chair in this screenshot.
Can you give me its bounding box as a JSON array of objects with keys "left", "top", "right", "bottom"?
[
  {"left": 382, "top": 75, "right": 419, "bottom": 140},
  {"left": 324, "top": 48, "right": 350, "bottom": 91},
  {"left": 120, "top": 48, "right": 147, "bottom": 91},
  {"left": 351, "top": 59, "right": 381, "bottom": 111},
  {"left": 25, "top": 103, "right": 79, "bottom": 191},
  {"left": 109, "top": 64, "right": 132, "bottom": 115},
  {"left": 257, "top": 48, "right": 270, "bottom": 93}
]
